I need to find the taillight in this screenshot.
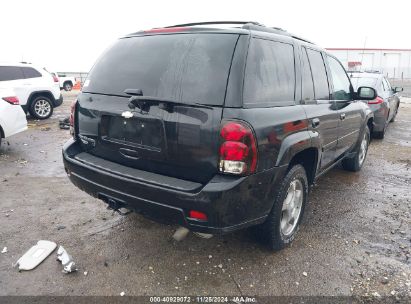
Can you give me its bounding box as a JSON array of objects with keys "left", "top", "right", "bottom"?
[
  {"left": 69, "top": 99, "right": 77, "bottom": 137},
  {"left": 52, "top": 74, "right": 59, "bottom": 82},
  {"left": 2, "top": 96, "right": 20, "bottom": 105},
  {"left": 219, "top": 121, "right": 257, "bottom": 175},
  {"left": 188, "top": 210, "right": 208, "bottom": 221},
  {"left": 368, "top": 96, "right": 384, "bottom": 104}
]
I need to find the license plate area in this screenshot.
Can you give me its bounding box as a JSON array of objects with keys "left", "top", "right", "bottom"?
[{"left": 100, "top": 115, "right": 166, "bottom": 153}]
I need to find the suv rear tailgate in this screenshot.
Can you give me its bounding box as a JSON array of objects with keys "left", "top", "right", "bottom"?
[{"left": 78, "top": 33, "right": 240, "bottom": 183}]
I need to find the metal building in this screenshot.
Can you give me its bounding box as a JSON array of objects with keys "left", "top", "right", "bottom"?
[{"left": 326, "top": 48, "right": 411, "bottom": 79}]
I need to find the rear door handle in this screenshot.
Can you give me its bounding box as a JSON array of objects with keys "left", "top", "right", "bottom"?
[
  {"left": 312, "top": 118, "right": 320, "bottom": 128},
  {"left": 340, "top": 113, "right": 346, "bottom": 120}
]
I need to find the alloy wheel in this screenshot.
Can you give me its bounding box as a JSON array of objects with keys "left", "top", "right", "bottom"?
[
  {"left": 34, "top": 99, "right": 51, "bottom": 118},
  {"left": 280, "top": 179, "right": 303, "bottom": 236}
]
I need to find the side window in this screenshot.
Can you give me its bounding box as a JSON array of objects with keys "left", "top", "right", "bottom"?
[
  {"left": 306, "top": 49, "right": 330, "bottom": 100},
  {"left": 301, "top": 47, "right": 315, "bottom": 101},
  {"left": 22, "top": 67, "right": 42, "bottom": 79},
  {"left": 0, "top": 66, "right": 25, "bottom": 81},
  {"left": 327, "top": 56, "right": 352, "bottom": 101},
  {"left": 244, "top": 38, "right": 295, "bottom": 104}
]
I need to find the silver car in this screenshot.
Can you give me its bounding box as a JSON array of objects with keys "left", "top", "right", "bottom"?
[{"left": 350, "top": 72, "right": 403, "bottom": 139}]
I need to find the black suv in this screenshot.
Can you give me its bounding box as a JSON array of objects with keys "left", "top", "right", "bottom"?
[{"left": 63, "top": 22, "right": 376, "bottom": 250}]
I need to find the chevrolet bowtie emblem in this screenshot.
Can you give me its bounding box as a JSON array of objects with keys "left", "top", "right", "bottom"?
[{"left": 121, "top": 111, "right": 134, "bottom": 119}]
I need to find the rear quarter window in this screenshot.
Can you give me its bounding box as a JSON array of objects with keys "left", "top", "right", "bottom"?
[
  {"left": 21, "top": 67, "right": 42, "bottom": 79},
  {"left": 243, "top": 38, "right": 295, "bottom": 105},
  {"left": 84, "top": 34, "right": 239, "bottom": 106}
]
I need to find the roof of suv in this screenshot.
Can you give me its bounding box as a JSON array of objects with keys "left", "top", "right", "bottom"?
[
  {"left": 0, "top": 62, "right": 37, "bottom": 67},
  {"left": 125, "top": 21, "right": 316, "bottom": 45}
]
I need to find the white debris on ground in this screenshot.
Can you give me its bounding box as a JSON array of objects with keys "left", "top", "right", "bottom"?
[
  {"left": 14, "top": 240, "right": 57, "bottom": 271},
  {"left": 56, "top": 246, "right": 77, "bottom": 273},
  {"left": 1, "top": 247, "right": 7, "bottom": 254},
  {"left": 172, "top": 227, "right": 190, "bottom": 241}
]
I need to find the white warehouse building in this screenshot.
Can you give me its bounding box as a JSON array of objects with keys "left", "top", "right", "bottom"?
[{"left": 326, "top": 48, "right": 411, "bottom": 79}]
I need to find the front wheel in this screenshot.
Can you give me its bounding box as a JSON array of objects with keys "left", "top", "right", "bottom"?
[
  {"left": 257, "top": 164, "right": 308, "bottom": 251},
  {"left": 342, "top": 125, "right": 370, "bottom": 172}
]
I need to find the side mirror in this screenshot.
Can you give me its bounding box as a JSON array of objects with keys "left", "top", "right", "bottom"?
[
  {"left": 357, "top": 86, "right": 377, "bottom": 100},
  {"left": 394, "top": 87, "right": 403, "bottom": 93}
]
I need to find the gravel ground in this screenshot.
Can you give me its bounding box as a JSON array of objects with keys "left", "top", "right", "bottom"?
[{"left": 0, "top": 91, "right": 410, "bottom": 302}]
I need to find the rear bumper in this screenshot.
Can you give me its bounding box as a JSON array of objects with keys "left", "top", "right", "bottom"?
[
  {"left": 62, "top": 139, "right": 287, "bottom": 234},
  {"left": 53, "top": 94, "right": 64, "bottom": 108}
]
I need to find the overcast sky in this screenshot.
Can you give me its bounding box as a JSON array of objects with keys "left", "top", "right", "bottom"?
[{"left": 1, "top": 0, "right": 409, "bottom": 72}]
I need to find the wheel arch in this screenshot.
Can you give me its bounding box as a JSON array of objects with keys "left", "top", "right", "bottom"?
[
  {"left": 287, "top": 147, "right": 319, "bottom": 185},
  {"left": 275, "top": 130, "right": 320, "bottom": 185},
  {"left": 367, "top": 116, "right": 374, "bottom": 135},
  {"left": 28, "top": 91, "right": 55, "bottom": 108}
]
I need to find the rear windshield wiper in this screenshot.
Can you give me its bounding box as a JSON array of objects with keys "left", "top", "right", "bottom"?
[{"left": 124, "top": 89, "right": 212, "bottom": 112}]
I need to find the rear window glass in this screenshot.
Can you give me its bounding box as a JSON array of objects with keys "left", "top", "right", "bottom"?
[
  {"left": 0, "top": 66, "right": 25, "bottom": 81},
  {"left": 243, "top": 38, "right": 295, "bottom": 104},
  {"left": 83, "top": 34, "right": 239, "bottom": 106},
  {"left": 351, "top": 77, "right": 378, "bottom": 90}
]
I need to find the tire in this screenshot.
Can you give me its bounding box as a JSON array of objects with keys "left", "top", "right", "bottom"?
[
  {"left": 29, "top": 96, "right": 53, "bottom": 120},
  {"left": 63, "top": 82, "right": 73, "bottom": 91},
  {"left": 257, "top": 164, "right": 308, "bottom": 251},
  {"left": 373, "top": 129, "right": 385, "bottom": 139},
  {"left": 373, "top": 114, "right": 388, "bottom": 139},
  {"left": 390, "top": 106, "right": 399, "bottom": 123},
  {"left": 342, "top": 125, "right": 370, "bottom": 172}
]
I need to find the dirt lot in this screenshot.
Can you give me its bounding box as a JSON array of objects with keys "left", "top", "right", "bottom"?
[{"left": 0, "top": 91, "right": 410, "bottom": 301}]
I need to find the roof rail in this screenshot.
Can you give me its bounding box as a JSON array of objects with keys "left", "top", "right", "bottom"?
[
  {"left": 163, "top": 21, "right": 264, "bottom": 28},
  {"left": 242, "top": 23, "right": 287, "bottom": 35},
  {"left": 139, "top": 21, "right": 315, "bottom": 45},
  {"left": 290, "top": 35, "right": 315, "bottom": 45}
]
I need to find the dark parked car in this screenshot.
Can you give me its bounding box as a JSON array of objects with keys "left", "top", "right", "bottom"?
[
  {"left": 349, "top": 71, "right": 403, "bottom": 139},
  {"left": 63, "top": 21, "right": 376, "bottom": 250}
]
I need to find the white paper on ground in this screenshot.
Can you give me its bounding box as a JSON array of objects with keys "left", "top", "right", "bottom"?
[{"left": 14, "top": 240, "right": 57, "bottom": 271}]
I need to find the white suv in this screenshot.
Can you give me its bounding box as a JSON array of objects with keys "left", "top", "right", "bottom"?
[
  {"left": 0, "top": 87, "right": 27, "bottom": 147},
  {"left": 0, "top": 63, "right": 63, "bottom": 119}
]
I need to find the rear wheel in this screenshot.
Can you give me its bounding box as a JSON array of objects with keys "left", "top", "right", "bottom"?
[
  {"left": 257, "top": 164, "right": 308, "bottom": 251},
  {"left": 29, "top": 96, "right": 53, "bottom": 120},
  {"left": 63, "top": 82, "right": 73, "bottom": 91},
  {"left": 342, "top": 125, "right": 370, "bottom": 172}
]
